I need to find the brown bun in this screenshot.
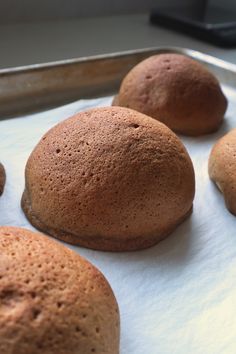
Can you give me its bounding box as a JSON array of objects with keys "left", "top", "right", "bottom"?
[
  {"left": 113, "top": 54, "right": 227, "bottom": 136},
  {"left": 0, "top": 163, "right": 6, "bottom": 195},
  {"left": 112, "top": 95, "right": 119, "bottom": 106},
  {"left": 22, "top": 106, "right": 195, "bottom": 251},
  {"left": 0, "top": 226, "right": 120, "bottom": 354},
  {"left": 209, "top": 128, "right": 236, "bottom": 215}
]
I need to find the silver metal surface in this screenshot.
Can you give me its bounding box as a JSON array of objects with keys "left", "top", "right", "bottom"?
[{"left": 0, "top": 47, "right": 236, "bottom": 118}]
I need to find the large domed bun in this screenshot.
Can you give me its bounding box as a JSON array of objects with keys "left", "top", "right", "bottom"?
[
  {"left": 22, "top": 106, "right": 195, "bottom": 251},
  {"left": 0, "top": 162, "right": 6, "bottom": 195},
  {"left": 209, "top": 128, "right": 236, "bottom": 215},
  {"left": 113, "top": 54, "right": 227, "bottom": 136},
  {"left": 0, "top": 226, "right": 120, "bottom": 354}
]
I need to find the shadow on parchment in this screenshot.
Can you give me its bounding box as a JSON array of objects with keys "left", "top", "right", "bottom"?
[{"left": 85, "top": 211, "right": 196, "bottom": 270}]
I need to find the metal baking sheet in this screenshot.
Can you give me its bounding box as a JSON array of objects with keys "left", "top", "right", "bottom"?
[
  {"left": 0, "top": 46, "right": 236, "bottom": 118},
  {"left": 1, "top": 48, "right": 236, "bottom": 354}
]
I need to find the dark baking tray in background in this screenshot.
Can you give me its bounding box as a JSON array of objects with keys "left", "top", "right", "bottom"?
[{"left": 150, "top": 5, "right": 236, "bottom": 48}]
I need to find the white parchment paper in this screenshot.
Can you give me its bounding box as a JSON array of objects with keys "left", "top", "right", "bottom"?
[{"left": 1, "top": 89, "right": 236, "bottom": 354}]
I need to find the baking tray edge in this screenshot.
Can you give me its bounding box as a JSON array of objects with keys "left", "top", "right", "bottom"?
[{"left": 0, "top": 46, "right": 235, "bottom": 119}]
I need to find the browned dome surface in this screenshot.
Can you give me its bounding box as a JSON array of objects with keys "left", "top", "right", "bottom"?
[
  {"left": 22, "top": 106, "right": 195, "bottom": 251},
  {"left": 209, "top": 128, "right": 236, "bottom": 215},
  {"left": 114, "top": 54, "right": 227, "bottom": 136},
  {"left": 0, "top": 226, "right": 120, "bottom": 354},
  {"left": 0, "top": 162, "right": 6, "bottom": 195}
]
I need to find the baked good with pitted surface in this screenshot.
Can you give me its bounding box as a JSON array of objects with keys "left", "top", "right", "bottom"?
[
  {"left": 0, "top": 163, "right": 6, "bottom": 195},
  {"left": 209, "top": 128, "right": 236, "bottom": 215},
  {"left": 113, "top": 53, "right": 227, "bottom": 136},
  {"left": 0, "top": 226, "right": 120, "bottom": 354},
  {"left": 22, "top": 106, "right": 195, "bottom": 251}
]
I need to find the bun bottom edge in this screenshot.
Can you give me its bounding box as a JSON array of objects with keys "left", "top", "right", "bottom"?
[{"left": 21, "top": 189, "right": 193, "bottom": 252}]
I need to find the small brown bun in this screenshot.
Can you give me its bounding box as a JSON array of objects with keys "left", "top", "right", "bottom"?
[
  {"left": 0, "top": 163, "right": 6, "bottom": 195},
  {"left": 209, "top": 128, "right": 236, "bottom": 215},
  {"left": 114, "top": 54, "right": 227, "bottom": 136},
  {"left": 112, "top": 95, "right": 119, "bottom": 106}
]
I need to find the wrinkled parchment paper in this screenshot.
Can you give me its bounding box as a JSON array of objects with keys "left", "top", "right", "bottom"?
[{"left": 1, "top": 88, "right": 236, "bottom": 354}]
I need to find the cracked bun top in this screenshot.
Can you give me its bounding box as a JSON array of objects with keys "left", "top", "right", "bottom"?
[
  {"left": 113, "top": 54, "right": 227, "bottom": 136},
  {"left": 0, "top": 226, "right": 120, "bottom": 354},
  {"left": 22, "top": 106, "right": 195, "bottom": 251}
]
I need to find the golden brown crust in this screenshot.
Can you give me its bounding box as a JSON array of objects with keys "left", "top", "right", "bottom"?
[
  {"left": 0, "top": 163, "right": 6, "bottom": 195},
  {"left": 209, "top": 128, "right": 236, "bottom": 215},
  {"left": 22, "top": 106, "right": 195, "bottom": 251},
  {"left": 0, "top": 226, "right": 120, "bottom": 354},
  {"left": 114, "top": 54, "right": 227, "bottom": 136},
  {"left": 22, "top": 191, "right": 193, "bottom": 251}
]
